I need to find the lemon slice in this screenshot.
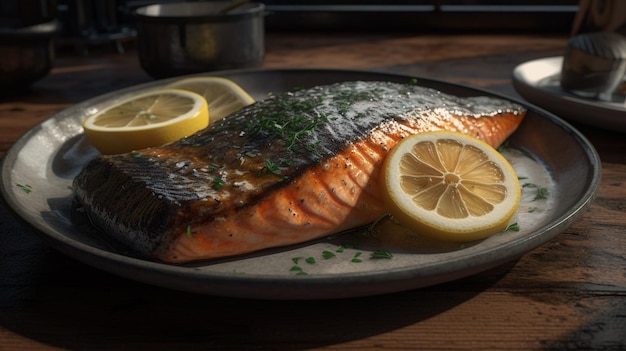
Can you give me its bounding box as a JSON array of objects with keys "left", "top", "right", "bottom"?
[
  {"left": 83, "top": 89, "right": 209, "bottom": 154},
  {"left": 381, "top": 131, "right": 521, "bottom": 242},
  {"left": 165, "top": 76, "right": 254, "bottom": 123}
]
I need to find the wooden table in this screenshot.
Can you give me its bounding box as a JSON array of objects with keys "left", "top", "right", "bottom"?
[{"left": 1, "top": 32, "right": 625, "bottom": 350}]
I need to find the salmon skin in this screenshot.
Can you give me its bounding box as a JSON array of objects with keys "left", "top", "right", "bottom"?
[{"left": 73, "top": 81, "right": 526, "bottom": 263}]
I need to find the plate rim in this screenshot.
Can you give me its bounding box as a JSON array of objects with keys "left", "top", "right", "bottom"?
[{"left": 1, "top": 68, "right": 602, "bottom": 299}]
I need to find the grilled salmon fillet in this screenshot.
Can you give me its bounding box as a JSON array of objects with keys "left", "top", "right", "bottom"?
[{"left": 73, "top": 81, "right": 526, "bottom": 263}]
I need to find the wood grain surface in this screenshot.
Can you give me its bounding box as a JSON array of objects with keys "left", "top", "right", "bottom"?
[{"left": 1, "top": 32, "right": 625, "bottom": 350}]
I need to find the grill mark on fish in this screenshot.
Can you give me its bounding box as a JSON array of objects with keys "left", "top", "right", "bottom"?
[{"left": 73, "top": 81, "right": 526, "bottom": 263}]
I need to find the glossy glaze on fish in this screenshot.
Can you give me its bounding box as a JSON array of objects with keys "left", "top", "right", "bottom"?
[{"left": 73, "top": 81, "right": 526, "bottom": 263}]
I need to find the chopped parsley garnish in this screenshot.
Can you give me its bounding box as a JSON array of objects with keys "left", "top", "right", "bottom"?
[
  {"left": 505, "top": 223, "right": 520, "bottom": 232},
  {"left": 322, "top": 251, "right": 336, "bottom": 259},
  {"left": 290, "top": 266, "right": 308, "bottom": 275},
  {"left": 16, "top": 183, "right": 32, "bottom": 194},
  {"left": 535, "top": 187, "right": 549, "bottom": 200},
  {"left": 305, "top": 257, "right": 316, "bottom": 264},
  {"left": 212, "top": 177, "right": 225, "bottom": 190},
  {"left": 523, "top": 182, "right": 550, "bottom": 200},
  {"left": 370, "top": 250, "right": 393, "bottom": 259},
  {"left": 247, "top": 96, "right": 326, "bottom": 153},
  {"left": 497, "top": 141, "right": 511, "bottom": 153},
  {"left": 351, "top": 252, "right": 363, "bottom": 263},
  {"left": 267, "top": 159, "right": 280, "bottom": 173},
  {"left": 363, "top": 213, "right": 390, "bottom": 237}
]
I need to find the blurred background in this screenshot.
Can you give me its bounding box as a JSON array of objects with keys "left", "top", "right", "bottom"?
[
  {"left": 1, "top": 0, "right": 587, "bottom": 54},
  {"left": 3, "top": 0, "right": 625, "bottom": 92}
]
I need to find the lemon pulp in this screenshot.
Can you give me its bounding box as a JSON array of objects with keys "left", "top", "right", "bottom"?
[{"left": 381, "top": 131, "right": 521, "bottom": 242}]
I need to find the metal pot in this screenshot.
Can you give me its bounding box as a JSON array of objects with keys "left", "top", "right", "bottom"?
[
  {"left": 0, "top": 19, "right": 60, "bottom": 94},
  {"left": 0, "top": 0, "right": 57, "bottom": 28},
  {"left": 134, "top": 1, "right": 265, "bottom": 79}
]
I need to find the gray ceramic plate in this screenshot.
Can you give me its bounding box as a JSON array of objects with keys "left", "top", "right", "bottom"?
[
  {"left": 1, "top": 69, "right": 600, "bottom": 300},
  {"left": 513, "top": 56, "right": 626, "bottom": 133}
]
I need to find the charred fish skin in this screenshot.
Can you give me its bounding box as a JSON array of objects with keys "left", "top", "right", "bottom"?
[
  {"left": 73, "top": 81, "right": 526, "bottom": 262},
  {"left": 73, "top": 155, "right": 180, "bottom": 256}
]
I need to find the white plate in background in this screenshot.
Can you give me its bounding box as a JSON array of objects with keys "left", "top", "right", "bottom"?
[{"left": 513, "top": 56, "right": 626, "bottom": 133}]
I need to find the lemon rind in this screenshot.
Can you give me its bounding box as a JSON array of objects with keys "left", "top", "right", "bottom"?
[{"left": 82, "top": 89, "right": 208, "bottom": 132}]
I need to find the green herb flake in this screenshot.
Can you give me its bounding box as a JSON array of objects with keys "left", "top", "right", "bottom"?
[
  {"left": 370, "top": 250, "right": 393, "bottom": 259},
  {"left": 351, "top": 252, "right": 363, "bottom": 263},
  {"left": 408, "top": 78, "right": 418, "bottom": 85},
  {"left": 322, "top": 251, "right": 336, "bottom": 259},
  {"left": 497, "top": 141, "right": 510, "bottom": 153},
  {"left": 212, "top": 177, "right": 225, "bottom": 190},
  {"left": 363, "top": 213, "right": 389, "bottom": 238},
  {"left": 535, "top": 187, "right": 549, "bottom": 200},
  {"left": 292, "top": 257, "right": 302, "bottom": 264},
  {"left": 336, "top": 245, "right": 345, "bottom": 253},
  {"left": 264, "top": 159, "right": 281, "bottom": 175},
  {"left": 528, "top": 207, "right": 537, "bottom": 213},
  {"left": 523, "top": 183, "right": 537, "bottom": 188},
  {"left": 16, "top": 183, "right": 32, "bottom": 194},
  {"left": 505, "top": 223, "right": 520, "bottom": 232},
  {"left": 257, "top": 159, "right": 282, "bottom": 177},
  {"left": 305, "top": 257, "right": 316, "bottom": 264},
  {"left": 290, "top": 266, "right": 308, "bottom": 275},
  {"left": 186, "top": 225, "right": 192, "bottom": 236}
]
